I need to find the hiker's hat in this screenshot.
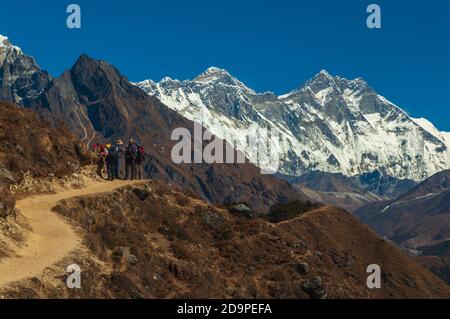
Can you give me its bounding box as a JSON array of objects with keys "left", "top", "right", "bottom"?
[{"left": 116, "top": 139, "right": 124, "bottom": 145}]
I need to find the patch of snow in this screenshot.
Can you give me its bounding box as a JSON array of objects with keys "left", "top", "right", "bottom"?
[
  {"left": 380, "top": 205, "right": 390, "bottom": 214},
  {"left": 314, "top": 87, "right": 333, "bottom": 105},
  {"left": 0, "top": 34, "right": 22, "bottom": 52}
]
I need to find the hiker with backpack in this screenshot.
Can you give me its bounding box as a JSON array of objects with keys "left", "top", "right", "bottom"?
[
  {"left": 135, "top": 144, "right": 146, "bottom": 180},
  {"left": 94, "top": 144, "right": 108, "bottom": 179},
  {"left": 92, "top": 144, "right": 101, "bottom": 176},
  {"left": 104, "top": 143, "right": 112, "bottom": 180},
  {"left": 125, "top": 139, "right": 139, "bottom": 180},
  {"left": 107, "top": 140, "right": 124, "bottom": 180}
]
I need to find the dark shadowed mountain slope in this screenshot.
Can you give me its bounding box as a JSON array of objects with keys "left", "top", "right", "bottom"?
[
  {"left": 355, "top": 170, "right": 450, "bottom": 250},
  {"left": 287, "top": 170, "right": 417, "bottom": 199},
  {"left": 27, "top": 54, "right": 306, "bottom": 213},
  {"left": 277, "top": 170, "right": 417, "bottom": 212},
  {"left": 394, "top": 169, "right": 450, "bottom": 202},
  {"left": 296, "top": 186, "right": 379, "bottom": 213},
  {"left": 32, "top": 53, "right": 173, "bottom": 143},
  {"left": 285, "top": 171, "right": 356, "bottom": 193}
]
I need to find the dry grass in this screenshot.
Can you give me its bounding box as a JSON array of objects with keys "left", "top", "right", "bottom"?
[
  {"left": 0, "top": 101, "right": 93, "bottom": 218},
  {"left": 38, "top": 181, "right": 450, "bottom": 299}
]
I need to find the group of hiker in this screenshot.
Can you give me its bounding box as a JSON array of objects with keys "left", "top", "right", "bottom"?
[{"left": 92, "top": 139, "right": 146, "bottom": 181}]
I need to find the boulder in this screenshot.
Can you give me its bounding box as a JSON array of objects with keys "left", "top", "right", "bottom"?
[
  {"left": 295, "top": 262, "right": 309, "bottom": 275},
  {"left": 302, "top": 276, "right": 327, "bottom": 299},
  {"left": 229, "top": 203, "right": 256, "bottom": 219},
  {"left": 133, "top": 188, "right": 150, "bottom": 201},
  {"left": 201, "top": 211, "right": 225, "bottom": 230}
]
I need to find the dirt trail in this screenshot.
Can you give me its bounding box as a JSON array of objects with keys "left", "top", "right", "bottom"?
[{"left": 0, "top": 180, "right": 143, "bottom": 288}]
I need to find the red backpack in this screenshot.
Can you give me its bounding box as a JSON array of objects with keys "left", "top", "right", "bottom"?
[{"left": 136, "top": 146, "right": 145, "bottom": 162}]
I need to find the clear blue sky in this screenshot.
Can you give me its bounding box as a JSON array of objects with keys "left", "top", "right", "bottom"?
[{"left": 1, "top": 0, "right": 449, "bottom": 130}]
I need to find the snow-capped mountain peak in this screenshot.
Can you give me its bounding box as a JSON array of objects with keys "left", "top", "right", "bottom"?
[
  {"left": 0, "top": 34, "right": 8, "bottom": 46},
  {"left": 319, "top": 69, "right": 331, "bottom": 76},
  {"left": 135, "top": 79, "right": 155, "bottom": 87},
  {"left": 194, "top": 66, "right": 230, "bottom": 82},
  {"left": 0, "top": 34, "right": 50, "bottom": 106},
  {"left": 136, "top": 69, "right": 450, "bottom": 181},
  {"left": 161, "top": 76, "right": 178, "bottom": 84},
  {"left": 0, "top": 34, "right": 22, "bottom": 52},
  {"left": 0, "top": 34, "right": 22, "bottom": 54},
  {"left": 308, "top": 69, "right": 338, "bottom": 90},
  {"left": 317, "top": 69, "right": 334, "bottom": 80},
  {"left": 193, "top": 66, "right": 255, "bottom": 93}
]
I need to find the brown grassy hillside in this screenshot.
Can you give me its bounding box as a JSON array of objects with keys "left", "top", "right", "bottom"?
[
  {"left": 4, "top": 181, "right": 444, "bottom": 299},
  {"left": 417, "top": 256, "right": 450, "bottom": 285},
  {"left": 0, "top": 101, "right": 91, "bottom": 217}
]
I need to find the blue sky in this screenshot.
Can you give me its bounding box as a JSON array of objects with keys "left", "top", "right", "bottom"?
[{"left": 1, "top": 0, "right": 449, "bottom": 130}]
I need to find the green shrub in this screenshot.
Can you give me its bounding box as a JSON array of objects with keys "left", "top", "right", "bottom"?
[{"left": 266, "top": 200, "right": 319, "bottom": 223}]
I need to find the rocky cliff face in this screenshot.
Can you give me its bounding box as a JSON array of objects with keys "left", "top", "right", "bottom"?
[
  {"left": 137, "top": 68, "right": 450, "bottom": 181},
  {"left": 0, "top": 35, "right": 50, "bottom": 106},
  {"left": 32, "top": 53, "right": 157, "bottom": 146}
]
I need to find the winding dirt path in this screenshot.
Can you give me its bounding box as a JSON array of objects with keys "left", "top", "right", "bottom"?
[{"left": 0, "top": 180, "right": 143, "bottom": 288}]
